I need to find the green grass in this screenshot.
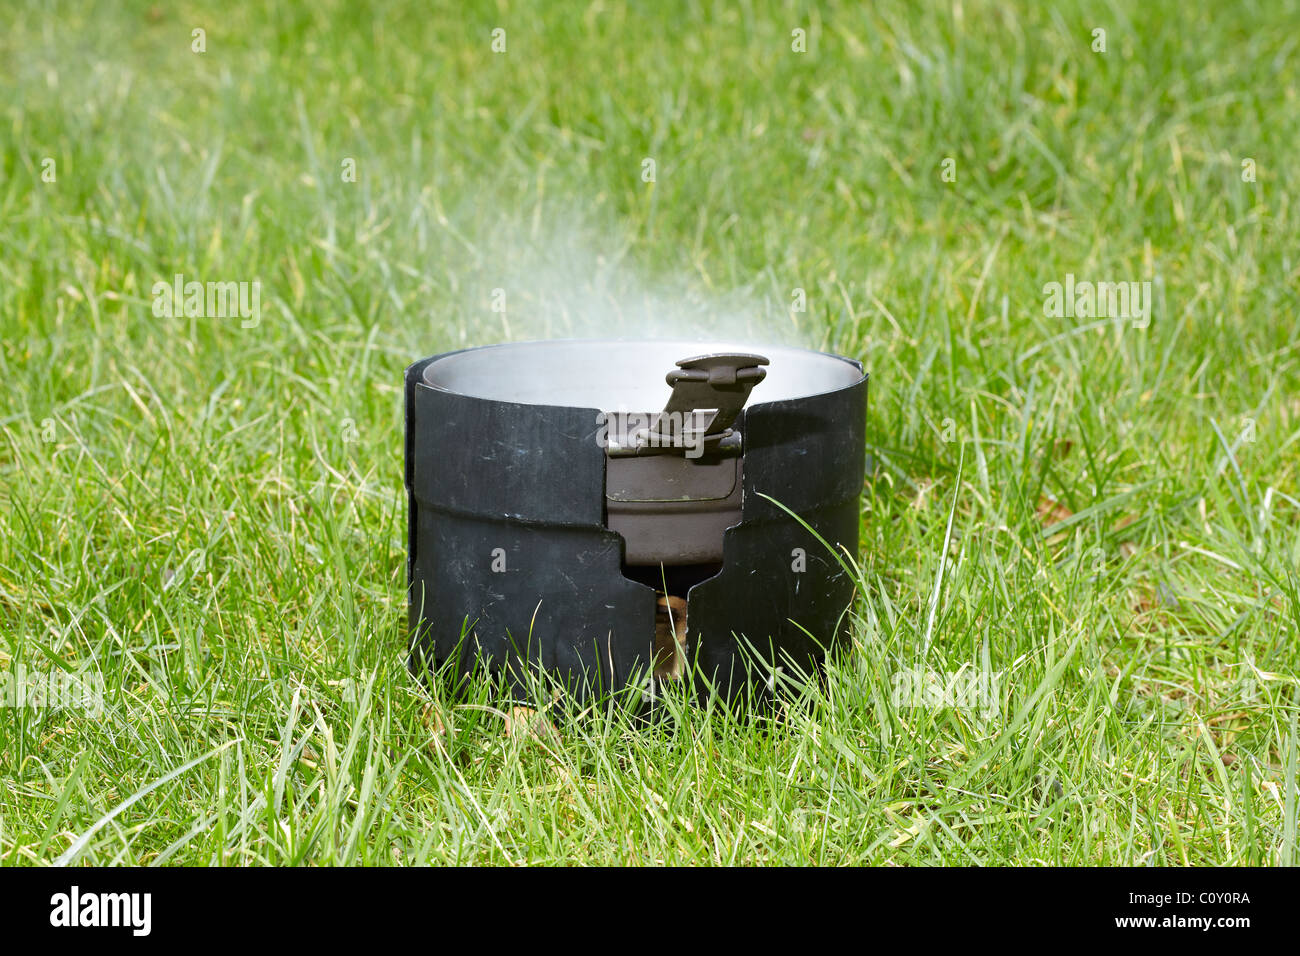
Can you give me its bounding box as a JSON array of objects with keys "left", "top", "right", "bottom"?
[{"left": 2, "top": 0, "right": 1299, "bottom": 865}]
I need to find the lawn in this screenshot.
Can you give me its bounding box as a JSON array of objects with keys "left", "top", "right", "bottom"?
[{"left": 1, "top": 0, "right": 1298, "bottom": 865}]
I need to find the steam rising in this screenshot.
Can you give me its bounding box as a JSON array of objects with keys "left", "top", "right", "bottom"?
[{"left": 431, "top": 202, "right": 806, "bottom": 348}]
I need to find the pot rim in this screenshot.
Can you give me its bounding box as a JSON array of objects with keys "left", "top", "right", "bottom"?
[{"left": 419, "top": 337, "right": 866, "bottom": 411}]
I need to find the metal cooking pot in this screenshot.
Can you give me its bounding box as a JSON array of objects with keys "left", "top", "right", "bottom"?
[{"left": 405, "top": 339, "right": 867, "bottom": 702}]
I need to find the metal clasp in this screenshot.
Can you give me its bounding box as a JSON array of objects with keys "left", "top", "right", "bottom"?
[{"left": 607, "top": 352, "right": 769, "bottom": 458}]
